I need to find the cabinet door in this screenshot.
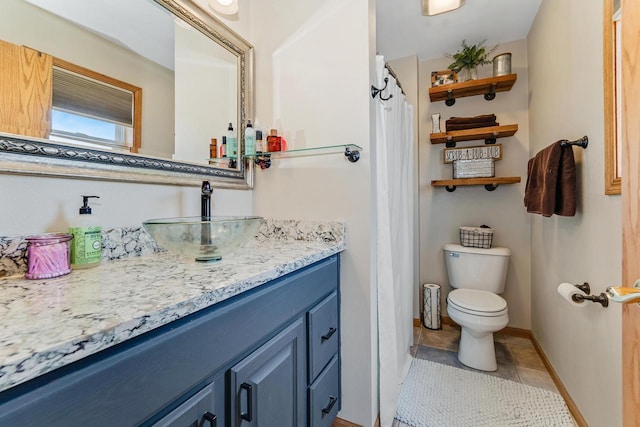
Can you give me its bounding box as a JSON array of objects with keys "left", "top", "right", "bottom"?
[
  {"left": 153, "top": 381, "right": 219, "bottom": 427},
  {"left": 0, "top": 40, "right": 52, "bottom": 138},
  {"left": 230, "top": 318, "right": 306, "bottom": 427}
]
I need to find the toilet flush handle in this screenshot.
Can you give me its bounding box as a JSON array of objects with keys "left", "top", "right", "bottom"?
[
  {"left": 606, "top": 279, "right": 640, "bottom": 305},
  {"left": 449, "top": 252, "right": 460, "bottom": 258}
]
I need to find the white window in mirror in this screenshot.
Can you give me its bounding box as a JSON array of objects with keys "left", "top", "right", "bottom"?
[
  {"left": 49, "top": 58, "right": 142, "bottom": 153},
  {"left": 51, "top": 109, "right": 133, "bottom": 151}
]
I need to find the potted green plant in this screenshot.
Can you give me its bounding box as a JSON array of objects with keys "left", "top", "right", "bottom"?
[{"left": 447, "top": 39, "right": 498, "bottom": 81}]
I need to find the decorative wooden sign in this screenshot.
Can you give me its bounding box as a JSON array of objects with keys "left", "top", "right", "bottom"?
[{"left": 443, "top": 144, "right": 502, "bottom": 164}]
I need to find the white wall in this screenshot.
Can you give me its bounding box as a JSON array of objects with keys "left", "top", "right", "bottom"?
[
  {"left": 0, "top": 175, "right": 251, "bottom": 236},
  {"left": 246, "top": 0, "right": 378, "bottom": 424},
  {"left": 419, "top": 39, "right": 532, "bottom": 328},
  {"left": 528, "top": 1, "right": 622, "bottom": 425}
]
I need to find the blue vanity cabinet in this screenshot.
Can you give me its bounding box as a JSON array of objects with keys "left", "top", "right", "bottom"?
[{"left": 0, "top": 255, "right": 340, "bottom": 427}]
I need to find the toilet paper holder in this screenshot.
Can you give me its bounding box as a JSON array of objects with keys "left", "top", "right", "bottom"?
[{"left": 572, "top": 282, "right": 609, "bottom": 308}]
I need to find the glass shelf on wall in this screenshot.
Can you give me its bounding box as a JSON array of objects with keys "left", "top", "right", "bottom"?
[{"left": 244, "top": 144, "right": 362, "bottom": 168}]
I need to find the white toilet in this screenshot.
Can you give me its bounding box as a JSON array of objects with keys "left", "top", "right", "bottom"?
[{"left": 443, "top": 243, "right": 511, "bottom": 371}]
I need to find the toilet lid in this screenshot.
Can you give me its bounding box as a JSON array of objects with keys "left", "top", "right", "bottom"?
[{"left": 448, "top": 289, "right": 507, "bottom": 315}]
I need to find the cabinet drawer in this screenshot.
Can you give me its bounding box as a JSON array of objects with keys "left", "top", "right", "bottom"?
[
  {"left": 308, "top": 356, "right": 340, "bottom": 427},
  {"left": 153, "top": 382, "right": 218, "bottom": 427},
  {"left": 308, "top": 291, "right": 339, "bottom": 381}
]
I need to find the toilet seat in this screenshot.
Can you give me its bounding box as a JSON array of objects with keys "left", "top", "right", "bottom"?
[{"left": 447, "top": 289, "right": 507, "bottom": 317}]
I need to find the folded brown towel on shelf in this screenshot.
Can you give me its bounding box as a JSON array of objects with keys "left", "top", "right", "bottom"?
[
  {"left": 446, "top": 122, "right": 499, "bottom": 131},
  {"left": 446, "top": 114, "right": 497, "bottom": 125},
  {"left": 524, "top": 140, "right": 577, "bottom": 217}
]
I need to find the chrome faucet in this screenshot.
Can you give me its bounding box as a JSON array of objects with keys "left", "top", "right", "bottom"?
[{"left": 201, "top": 181, "right": 213, "bottom": 221}]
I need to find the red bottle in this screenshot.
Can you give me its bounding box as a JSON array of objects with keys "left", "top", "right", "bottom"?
[{"left": 267, "top": 129, "right": 281, "bottom": 152}]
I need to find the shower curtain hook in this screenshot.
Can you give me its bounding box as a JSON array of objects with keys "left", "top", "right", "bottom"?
[{"left": 371, "top": 77, "right": 393, "bottom": 101}]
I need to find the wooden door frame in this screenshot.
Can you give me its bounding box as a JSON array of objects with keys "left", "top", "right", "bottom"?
[{"left": 621, "top": 0, "right": 640, "bottom": 425}]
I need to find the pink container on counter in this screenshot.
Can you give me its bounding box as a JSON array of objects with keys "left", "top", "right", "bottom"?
[{"left": 25, "top": 233, "right": 73, "bottom": 279}]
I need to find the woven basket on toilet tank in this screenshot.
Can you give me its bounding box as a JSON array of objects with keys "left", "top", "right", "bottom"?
[{"left": 459, "top": 226, "right": 494, "bottom": 249}]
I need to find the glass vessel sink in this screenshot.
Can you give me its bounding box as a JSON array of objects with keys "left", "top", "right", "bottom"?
[{"left": 143, "top": 216, "right": 263, "bottom": 262}]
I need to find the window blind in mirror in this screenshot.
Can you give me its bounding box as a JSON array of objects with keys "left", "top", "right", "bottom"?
[{"left": 52, "top": 67, "right": 133, "bottom": 126}]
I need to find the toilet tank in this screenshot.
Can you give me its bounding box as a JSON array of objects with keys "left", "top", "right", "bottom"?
[{"left": 443, "top": 243, "right": 511, "bottom": 293}]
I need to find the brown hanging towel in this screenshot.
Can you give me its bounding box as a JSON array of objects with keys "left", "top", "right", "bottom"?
[{"left": 524, "top": 140, "right": 577, "bottom": 217}]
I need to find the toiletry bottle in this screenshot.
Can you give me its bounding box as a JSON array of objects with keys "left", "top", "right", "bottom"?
[
  {"left": 221, "top": 136, "right": 227, "bottom": 158},
  {"left": 245, "top": 120, "right": 255, "bottom": 157},
  {"left": 262, "top": 124, "right": 270, "bottom": 151},
  {"left": 69, "top": 195, "right": 102, "bottom": 269},
  {"left": 210, "top": 138, "right": 217, "bottom": 159},
  {"left": 267, "top": 129, "right": 281, "bottom": 152},
  {"left": 256, "top": 130, "right": 264, "bottom": 153},
  {"left": 253, "top": 120, "right": 264, "bottom": 153},
  {"left": 227, "top": 123, "right": 237, "bottom": 159}
]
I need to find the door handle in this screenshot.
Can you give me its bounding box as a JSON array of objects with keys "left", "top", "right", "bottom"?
[{"left": 606, "top": 279, "right": 640, "bottom": 304}]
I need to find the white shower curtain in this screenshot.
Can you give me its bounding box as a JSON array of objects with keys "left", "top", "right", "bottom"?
[{"left": 375, "top": 55, "right": 415, "bottom": 427}]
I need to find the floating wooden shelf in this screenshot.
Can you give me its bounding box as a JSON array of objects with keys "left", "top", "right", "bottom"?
[
  {"left": 429, "top": 75, "right": 520, "bottom": 191},
  {"left": 429, "top": 74, "right": 517, "bottom": 105},
  {"left": 430, "top": 124, "right": 518, "bottom": 146},
  {"left": 431, "top": 176, "right": 521, "bottom": 192}
]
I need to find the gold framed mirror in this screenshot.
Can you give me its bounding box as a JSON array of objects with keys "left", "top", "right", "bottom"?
[
  {"left": 604, "top": 0, "right": 621, "bottom": 195},
  {"left": 0, "top": 0, "right": 254, "bottom": 188}
]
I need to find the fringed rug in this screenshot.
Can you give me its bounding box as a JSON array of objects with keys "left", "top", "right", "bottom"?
[{"left": 395, "top": 358, "right": 575, "bottom": 427}]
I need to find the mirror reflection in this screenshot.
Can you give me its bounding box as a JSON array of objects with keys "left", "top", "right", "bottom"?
[
  {"left": 174, "top": 21, "right": 238, "bottom": 167},
  {"left": 0, "top": 0, "right": 244, "bottom": 173}
]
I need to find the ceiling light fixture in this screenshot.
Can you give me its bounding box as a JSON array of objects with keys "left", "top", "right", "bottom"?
[
  {"left": 208, "top": 0, "right": 239, "bottom": 15},
  {"left": 422, "top": 0, "right": 464, "bottom": 16}
]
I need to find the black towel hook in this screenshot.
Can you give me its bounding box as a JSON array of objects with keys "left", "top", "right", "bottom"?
[{"left": 371, "top": 77, "right": 393, "bottom": 101}]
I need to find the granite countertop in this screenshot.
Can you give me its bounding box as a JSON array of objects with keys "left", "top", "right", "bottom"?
[{"left": 0, "top": 220, "right": 345, "bottom": 393}]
